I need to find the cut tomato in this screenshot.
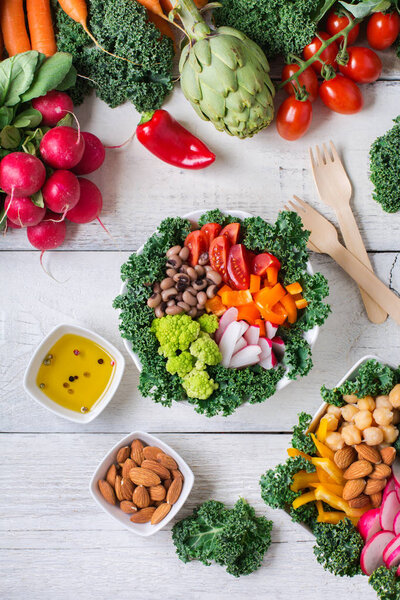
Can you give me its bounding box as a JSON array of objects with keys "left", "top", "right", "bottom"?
[
  {"left": 220, "top": 222, "right": 240, "bottom": 244},
  {"left": 252, "top": 252, "right": 281, "bottom": 276},
  {"left": 200, "top": 222, "right": 222, "bottom": 246},
  {"left": 237, "top": 302, "right": 260, "bottom": 324},
  {"left": 209, "top": 235, "right": 230, "bottom": 282},
  {"left": 227, "top": 244, "right": 251, "bottom": 290},
  {"left": 184, "top": 230, "right": 208, "bottom": 266}
]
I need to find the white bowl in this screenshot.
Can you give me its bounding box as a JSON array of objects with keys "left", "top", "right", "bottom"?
[
  {"left": 119, "top": 208, "right": 319, "bottom": 398},
  {"left": 89, "top": 431, "right": 194, "bottom": 536},
  {"left": 23, "top": 323, "right": 125, "bottom": 423}
]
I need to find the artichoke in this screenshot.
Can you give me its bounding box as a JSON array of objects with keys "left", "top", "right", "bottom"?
[{"left": 174, "top": 0, "right": 275, "bottom": 139}]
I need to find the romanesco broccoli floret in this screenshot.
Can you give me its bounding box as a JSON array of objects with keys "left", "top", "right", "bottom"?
[
  {"left": 190, "top": 332, "right": 222, "bottom": 366},
  {"left": 197, "top": 314, "right": 219, "bottom": 334},
  {"left": 151, "top": 315, "right": 200, "bottom": 358},
  {"left": 166, "top": 352, "right": 195, "bottom": 378},
  {"left": 182, "top": 369, "right": 218, "bottom": 400}
]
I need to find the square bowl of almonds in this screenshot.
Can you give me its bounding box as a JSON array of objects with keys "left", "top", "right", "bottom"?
[{"left": 90, "top": 432, "right": 194, "bottom": 536}]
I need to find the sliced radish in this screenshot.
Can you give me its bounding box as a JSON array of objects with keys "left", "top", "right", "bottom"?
[
  {"left": 215, "top": 307, "right": 238, "bottom": 344},
  {"left": 392, "top": 459, "right": 400, "bottom": 488},
  {"left": 233, "top": 337, "right": 247, "bottom": 354},
  {"left": 384, "top": 477, "right": 396, "bottom": 502},
  {"left": 271, "top": 336, "right": 285, "bottom": 359},
  {"left": 380, "top": 490, "right": 400, "bottom": 532},
  {"left": 229, "top": 345, "right": 261, "bottom": 369},
  {"left": 386, "top": 544, "right": 400, "bottom": 569},
  {"left": 258, "top": 337, "right": 272, "bottom": 359},
  {"left": 397, "top": 564, "right": 400, "bottom": 576},
  {"left": 383, "top": 533, "right": 400, "bottom": 563},
  {"left": 357, "top": 508, "right": 381, "bottom": 543},
  {"left": 360, "top": 530, "right": 395, "bottom": 576},
  {"left": 260, "top": 350, "right": 278, "bottom": 370},
  {"left": 265, "top": 321, "right": 278, "bottom": 339},
  {"left": 394, "top": 512, "right": 400, "bottom": 536},
  {"left": 244, "top": 325, "right": 260, "bottom": 346},
  {"left": 219, "top": 321, "right": 243, "bottom": 367},
  {"left": 238, "top": 321, "right": 249, "bottom": 337}
]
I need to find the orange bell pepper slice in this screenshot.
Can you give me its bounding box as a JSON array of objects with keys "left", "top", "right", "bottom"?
[
  {"left": 257, "top": 306, "right": 286, "bottom": 325},
  {"left": 217, "top": 284, "right": 232, "bottom": 297},
  {"left": 310, "top": 433, "right": 335, "bottom": 461},
  {"left": 316, "top": 417, "right": 328, "bottom": 443},
  {"left": 295, "top": 298, "right": 308, "bottom": 310},
  {"left": 205, "top": 296, "right": 226, "bottom": 316},
  {"left": 311, "top": 458, "right": 343, "bottom": 484},
  {"left": 220, "top": 289, "right": 253, "bottom": 307},
  {"left": 266, "top": 266, "right": 279, "bottom": 285},
  {"left": 287, "top": 448, "right": 312, "bottom": 461},
  {"left": 249, "top": 274, "right": 261, "bottom": 294},
  {"left": 292, "top": 490, "right": 316, "bottom": 509},
  {"left": 255, "top": 319, "right": 266, "bottom": 337},
  {"left": 236, "top": 302, "right": 260, "bottom": 324},
  {"left": 286, "top": 282, "right": 302, "bottom": 295},
  {"left": 254, "top": 283, "right": 286, "bottom": 308},
  {"left": 280, "top": 293, "right": 298, "bottom": 324},
  {"left": 291, "top": 470, "right": 319, "bottom": 492}
]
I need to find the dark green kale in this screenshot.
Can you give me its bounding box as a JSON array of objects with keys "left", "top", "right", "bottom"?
[
  {"left": 369, "top": 566, "right": 400, "bottom": 600},
  {"left": 197, "top": 209, "right": 243, "bottom": 228},
  {"left": 281, "top": 330, "right": 313, "bottom": 380},
  {"left": 369, "top": 116, "right": 400, "bottom": 213},
  {"left": 313, "top": 518, "right": 364, "bottom": 577},
  {"left": 291, "top": 413, "right": 317, "bottom": 455},
  {"left": 172, "top": 498, "right": 273, "bottom": 577},
  {"left": 293, "top": 272, "right": 331, "bottom": 332}
]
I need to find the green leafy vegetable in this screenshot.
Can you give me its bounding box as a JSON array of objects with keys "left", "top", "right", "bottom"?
[
  {"left": 313, "top": 518, "right": 364, "bottom": 577},
  {"left": 291, "top": 412, "right": 317, "bottom": 455},
  {"left": 13, "top": 108, "right": 42, "bottom": 129},
  {"left": 0, "top": 126, "right": 21, "bottom": 149},
  {"left": 0, "top": 51, "right": 39, "bottom": 107},
  {"left": 282, "top": 330, "right": 314, "bottom": 379},
  {"left": 340, "top": 0, "right": 393, "bottom": 18},
  {"left": 369, "top": 566, "right": 400, "bottom": 600},
  {"left": 20, "top": 52, "right": 73, "bottom": 103},
  {"left": 369, "top": 116, "right": 400, "bottom": 213},
  {"left": 197, "top": 208, "right": 243, "bottom": 228},
  {"left": 172, "top": 498, "right": 273, "bottom": 577}
]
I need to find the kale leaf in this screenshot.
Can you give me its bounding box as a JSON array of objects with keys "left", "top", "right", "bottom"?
[
  {"left": 291, "top": 412, "right": 317, "bottom": 455},
  {"left": 313, "top": 518, "right": 364, "bottom": 577},
  {"left": 197, "top": 209, "right": 243, "bottom": 228},
  {"left": 369, "top": 566, "right": 400, "bottom": 600},
  {"left": 369, "top": 116, "right": 400, "bottom": 213}
]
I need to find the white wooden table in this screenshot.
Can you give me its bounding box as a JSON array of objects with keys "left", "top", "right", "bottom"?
[{"left": 2, "top": 47, "right": 400, "bottom": 600}]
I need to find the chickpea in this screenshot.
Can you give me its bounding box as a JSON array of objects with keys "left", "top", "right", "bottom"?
[
  {"left": 376, "top": 395, "right": 392, "bottom": 409},
  {"left": 373, "top": 407, "right": 393, "bottom": 427},
  {"left": 343, "top": 394, "right": 358, "bottom": 404},
  {"left": 342, "top": 424, "right": 362, "bottom": 446},
  {"left": 339, "top": 422, "right": 350, "bottom": 433},
  {"left": 389, "top": 384, "right": 400, "bottom": 408},
  {"left": 327, "top": 405, "right": 342, "bottom": 419},
  {"left": 363, "top": 427, "right": 384, "bottom": 446},
  {"left": 393, "top": 409, "right": 400, "bottom": 425},
  {"left": 354, "top": 409, "right": 373, "bottom": 431},
  {"left": 358, "top": 396, "right": 376, "bottom": 412},
  {"left": 380, "top": 424, "right": 399, "bottom": 444},
  {"left": 342, "top": 404, "right": 359, "bottom": 422},
  {"left": 324, "top": 414, "right": 339, "bottom": 431},
  {"left": 325, "top": 432, "right": 345, "bottom": 451}
]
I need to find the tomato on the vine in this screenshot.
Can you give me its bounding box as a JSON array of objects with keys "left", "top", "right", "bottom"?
[
  {"left": 184, "top": 230, "right": 208, "bottom": 266},
  {"left": 367, "top": 11, "right": 400, "bottom": 50},
  {"left": 303, "top": 32, "right": 339, "bottom": 74},
  {"left": 326, "top": 11, "right": 360, "bottom": 45},
  {"left": 282, "top": 64, "right": 319, "bottom": 102},
  {"left": 209, "top": 235, "right": 230, "bottom": 283},
  {"left": 276, "top": 97, "right": 312, "bottom": 141},
  {"left": 319, "top": 74, "right": 363, "bottom": 114},
  {"left": 339, "top": 46, "right": 382, "bottom": 83},
  {"left": 227, "top": 244, "right": 251, "bottom": 290}
]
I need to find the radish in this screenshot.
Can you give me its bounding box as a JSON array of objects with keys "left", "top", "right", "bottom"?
[
  {"left": 0, "top": 152, "right": 46, "bottom": 197},
  {"left": 238, "top": 321, "right": 249, "bottom": 337},
  {"left": 271, "top": 336, "right": 285, "bottom": 359},
  {"left": 392, "top": 459, "right": 400, "bottom": 487},
  {"left": 229, "top": 345, "right": 261, "bottom": 369},
  {"left": 32, "top": 90, "right": 74, "bottom": 126},
  {"left": 66, "top": 178, "right": 102, "bottom": 224},
  {"left": 219, "top": 321, "right": 243, "bottom": 367},
  {"left": 244, "top": 325, "right": 260, "bottom": 346},
  {"left": 260, "top": 350, "right": 278, "bottom": 370},
  {"left": 360, "top": 530, "right": 395, "bottom": 575},
  {"left": 233, "top": 337, "right": 247, "bottom": 354},
  {"left": 72, "top": 132, "right": 105, "bottom": 175},
  {"left": 215, "top": 307, "right": 238, "bottom": 344},
  {"left": 40, "top": 126, "right": 85, "bottom": 169},
  {"left": 5, "top": 196, "right": 45, "bottom": 227},
  {"left": 394, "top": 512, "right": 400, "bottom": 535},
  {"left": 383, "top": 477, "right": 396, "bottom": 502},
  {"left": 380, "top": 490, "right": 400, "bottom": 531},
  {"left": 42, "top": 170, "right": 80, "bottom": 214},
  {"left": 357, "top": 508, "right": 381, "bottom": 543},
  {"left": 27, "top": 211, "right": 67, "bottom": 251},
  {"left": 258, "top": 337, "right": 272, "bottom": 358},
  {"left": 6, "top": 217, "right": 22, "bottom": 229},
  {"left": 384, "top": 534, "right": 400, "bottom": 565},
  {"left": 386, "top": 544, "right": 400, "bottom": 569},
  {"left": 266, "top": 321, "right": 278, "bottom": 339}
]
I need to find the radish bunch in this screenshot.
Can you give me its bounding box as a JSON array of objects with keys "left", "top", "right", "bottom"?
[
  {"left": 3, "top": 90, "right": 106, "bottom": 254},
  {"left": 215, "top": 307, "right": 285, "bottom": 369}
]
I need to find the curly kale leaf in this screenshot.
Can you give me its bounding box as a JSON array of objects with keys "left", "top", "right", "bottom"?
[
  {"left": 293, "top": 272, "right": 331, "bottom": 332},
  {"left": 291, "top": 412, "right": 317, "bottom": 455},
  {"left": 281, "top": 331, "right": 313, "bottom": 380},
  {"left": 369, "top": 566, "right": 400, "bottom": 600},
  {"left": 313, "top": 518, "right": 364, "bottom": 577},
  {"left": 172, "top": 498, "right": 273, "bottom": 577},
  {"left": 370, "top": 116, "right": 400, "bottom": 213},
  {"left": 197, "top": 209, "right": 243, "bottom": 228}
]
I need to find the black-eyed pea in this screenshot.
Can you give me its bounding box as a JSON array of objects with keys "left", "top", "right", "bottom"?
[
  {"left": 177, "top": 301, "right": 190, "bottom": 312},
  {"left": 206, "top": 284, "right": 218, "bottom": 299},
  {"left": 342, "top": 424, "right": 362, "bottom": 446},
  {"left": 207, "top": 270, "right": 222, "bottom": 285},
  {"left": 182, "top": 291, "right": 197, "bottom": 306},
  {"left": 187, "top": 307, "right": 197, "bottom": 318},
  {"left": 179, "top": 247, "right": 190, "bottom": 261},
  {"left": 373, "top": 407, "right": 393, "bottom": 427},
  {"left": 380, "top": 424, "right": 399, "bottom": 444},
  {"left": 160, "top": 277, "right": 174, "bottom": 290},
  {"left": 358, "top": 396, "right": 376, "bottom": 411},
  {"left": 166, "top": 305, "right": 184, "bottom": 316},
  {"left": 376, "top": 395, "right": 392, "bottom": 409},
  {"left": 363, "top": 426, "right": 384, "bottom": 446},
  {"left": 166, "top": 256, "right": 182, "bottom": 269},
  {"left": 161, "top": 287, "right": 178, "bottom": 302},
  {"left": 167, "top": 299, "right": 175, "bottom": 307},
  {"left": 389, "top": 384, "right": 400, "bottom": 408},
  {"left": 197, "top": 252, "right": 209, "bottom": 266},
  {"left": 153, "top": 282, "right": 161, "bottom": 293},
  {"left": 147, "top": 293, "right": 161, "bottom": 308},
  {"left": 343, "top": 394, "right": 358, "bottom": 404},
  {"left": 193, "top": 279, "right": 207, "bottom": 291},
  {"left": 326, "top": 405, "right": 342, "bottom": 419},
  {"left": 166, "top": 245, "right": 182, "bottom": 257},
  {"left": 197, "top": 291, "right": 207, "bottom": 307},
  {"left": 186, "top": 267, "right": 197, "bottom": 281},
  {"left": 154, "top": 305, "right": 165, "bottom": 318},
  {"left": 166, "top": 268, "right": 177, "bottom": 278},
  {"left": 325, "top": 432, "right": 345, "bottom": 451},
  {"left": 342, "top": 404, "right": 359, "bottom": 422},
  {"left": 354, "top": 410, "right": 373, "bottom": 431},
  {"left": 194, "top": 265, "right": 205, "bottom": 277},
  {"left": 392, "top": 409, "right": 400, "bottom": 425}
]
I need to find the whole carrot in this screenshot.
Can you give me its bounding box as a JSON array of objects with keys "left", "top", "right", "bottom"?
[
  {"left": 27, "top": 0, "right": 57, "bottom": 57},
  {"left": 1, "top": 0, "right": 31, "bottom": 57}
]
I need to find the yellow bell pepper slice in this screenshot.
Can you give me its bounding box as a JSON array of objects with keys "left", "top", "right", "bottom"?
[
  {"left": 316, "top": 417, "right": 329, "bottom": 443},
  {"left": 309, "top": 482, "right": 344, "bottom": 496},
  {"left": 314, "top": 485, "right": 370, "bottom": 518},
  {"left": 311, "top": 457, "right": 344, "bottom": 484},
  {"left": 287, "top": 448, "right": 312, "bottom": 461},
  {"left": 292, "top": 490, "right": 316, "bottom": 510},
  {"left": 291, "top": 470, "right": 320, "bottom": 492},
  {"left": 316, "top": 500, "right": 324, "bottom": 517},
  {"left": 316, "top": 511, "right": 359, "bottom": 527},
  {"left": 311, "top": 433, "right": 335, "bottom": 461},
  {"left": 316, "top": 465, "right": 336, "bottom": 485}
]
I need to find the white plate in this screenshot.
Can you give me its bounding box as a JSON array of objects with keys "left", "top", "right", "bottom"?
[
  {"left": 119, "top": 209, "right": 320, "bottom": 399},
  {"left": 89, "top": 431, "right": 194, "bottom": 536}
]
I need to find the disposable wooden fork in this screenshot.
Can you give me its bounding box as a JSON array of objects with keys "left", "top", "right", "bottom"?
[
  {"left": 310, "top": 141, "right": 387, "bottom": 324},
  {"left": 285, "top": 197, "right": 400, "bottom": 326}
]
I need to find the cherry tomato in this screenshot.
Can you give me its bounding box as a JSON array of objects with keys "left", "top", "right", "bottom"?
[
  {"left": 276, "top": 97, "right": 312, "bottom": 141},
  {"left": 303, "top": 32, "right": 339, "bottom": 74},
  {"left": 220, "top": 222, "right": 240, "bottom": 245},
  {"left": 184, "top": 230, "right": 207, "bottom": 266},
  {"left": 252, "top": 253, "right": 281, "bottom": 277},
  {"left": 209, "top": 235, "right": 230, "bottom": 283},
  {"left": 282, "top": 64, "right": 319, "bottom": 103},
  {"left": 227, "top": 244, "right": 251, "bottom": 290},
  {"left": 339, "top": 46, "right": 382, "bottom": 83},
  {"left": 326, "top": 11, "right": 360, "bottom": 45},
  {"left": 200, "top": 222, "right": 221, "bottom": 246},
  {"left": 319, "top": 74, "right": 363, "bottom": 114},
  {"left": 367, "top": 11, "right": 400, "bottom": 50}
]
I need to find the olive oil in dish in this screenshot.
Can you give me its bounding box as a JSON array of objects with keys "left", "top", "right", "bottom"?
[{"left": 36, "top": 333, "right": 116, "bottom": 414}]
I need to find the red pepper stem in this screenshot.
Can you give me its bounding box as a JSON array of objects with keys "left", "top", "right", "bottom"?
[{"left": 139, "top": 110, "right": 156, "bottom": 125}]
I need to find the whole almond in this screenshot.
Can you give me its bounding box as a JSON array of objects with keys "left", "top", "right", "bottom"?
[
  {"left": 355, "top": 444, "right": 381, "bottom": 465},
  {"left": 131, "top": 439, "right": 144, "bottom": 465},
  {"left": 370, "top": 464, "right": 392, "bottom": 480},
  {"left": 129, "top": 467, "right": 161, "bottom": 487},
  {"left": 98, "top": 479, "right": 116, "bottom": 505},
  {"left": 143, "top": 446, "right": 162, "bottom": 461},
  {"left": 342, "top": 478, "right": 366, "bottom": 501},
  {"left": 120, "top": 500, "right": 138, "bottom": 514},
  {"left": 365, "top": 478, "right": 387, "bottom": 495},
  {"left": 117, "top": 446, "right": 130, "bottom": 465},
  {"left": 348, "top": 494, "right": 371, "bottom": 509},
  {"left": 133, "top": 485, "right": 150, "bottom": 508},
  {"left": 130, "top": 507, "right": 156, "bottom": 523},
  {"left": 122, "top": 458, "right": 137, "bottom": 480},
  {"left": 106, "top": 464, "right": 117, "bottom": 488},
  {"left": 115, "top": 475, "right": 123, "bottom": 501},
  {"left": 166, "top": 477, "right": 182, "bottom": 505},
  {"left": 141, "top": 459, "right": 170, "bottom": 480},
  {"left": 149, "top": 484, "right": 166, "bottom": 502},
  {"left": 151, "top": 502, "right": 171, "bottom": 525},
  {"left": 157, "top": 452, "right": 178, "bottom": 471},
  {"left": 164, "top": 478, "right": 172, "bottom": 491},
  {"left": 343, "top": 460, "right": 373, "bottom": 480},
  {"left": 334, "top": 446, "right": 356, "bottom": 470},
  {"left": 120, "top": 477, "right": 135, "bottom": 501},
  {"left": 381, "top": 447, "right": 396, "bottom": 466},
  {"left": 371, "top": 492, "right": 383, "bottom": 508},
  {"left": 172, "top": 469, "right": 184, "bottom": 482}
]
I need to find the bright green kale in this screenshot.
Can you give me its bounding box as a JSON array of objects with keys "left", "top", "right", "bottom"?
[
  {"left": 313, "top": 518, "right": 364, "bottom": 577},
  {"left": 293, "top": 272, "right": 331, "bottom": 332},
  {"left": 281, "top": 330, "right": 313, "bottom": 379},
  {"left": 369, "top": 566, "right": 400, "bottom": 600},
  {"left": 291, "top": 413, "right": 317, "bottom": 455},
  {"left": 197, "top": 209, "right": 242, "bottom": 228},
  {"left": 171, "top": 498, "right": 273, "bottom": 577},
  {"left": 369, "top": 116, "right": 400, "bottom": 213}
]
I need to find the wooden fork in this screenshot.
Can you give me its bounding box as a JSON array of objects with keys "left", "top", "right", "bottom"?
[
  {"left": 310, "top": 141, "right": 387, "bottom": 323},
  {"left": 285, "top": 196, "right": 400, "bottom": 325}
]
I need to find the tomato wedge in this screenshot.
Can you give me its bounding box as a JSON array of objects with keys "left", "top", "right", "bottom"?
[
  {"left": 220, "top": 222, "right": 240, "bottom": 245},
  {"left": 252, "top": 253, "right": 281, "bottom": 276},
  {"left": 200, "top": 222, "right": 222, "bottom": 246},
  {"left": 184, "top": 230, "right": 208, "bottom": 266},
  {"left": 227, "top": 244, "right": 251, "bottom": 290},
  {"left": 209, "top": 235, "right": 230, "bottom": 283}
]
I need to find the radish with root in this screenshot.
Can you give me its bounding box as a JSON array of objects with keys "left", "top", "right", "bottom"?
[
  {"left": 66, "top": 178, "right": 102, "bottom": 224},
  {"left": 27, "top": 211, "right": 67, "bottom": 251},
  {"left": 5, "top": 196, "right": 45, "bottom": 227},
  {"left": 72, "top": 132, "right": 105, "bottom": 175},
  {"left": 32, "top": 90, "right": 74, "bottom": 126},
  {"left": 0, "top": 152, "right": 46, "bottom": 197},
  {"left": 40, "top": 126, "right": 85, "bottom": 169},
  {"left": 42, "top": 170, "right": 80, "bottom": 214}
]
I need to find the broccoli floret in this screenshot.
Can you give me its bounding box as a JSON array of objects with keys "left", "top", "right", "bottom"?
[
  {"left": 197, "top": 313, "right": 219, "bottom": 334},
  {"left": 151, "top": 314, "right": 200, "bottom": 358},
  {"left": 370, "top": 116, "right": 400, "bottom": 213},
  {"left": 166, "top": 351, "right": 194, "bottom": 377},
  {"left": 172, "top": 498, "right": 273, "bottom": 577},
  {"left": 369, "top": 566, "right": 400, "bottom": 600},
  {"left": 313, "top": 518, "right": 364, "bottom": 577},
  {"left": 190, "top": 332, "right": 222, "bottom": 366},
  {"left": 291, "top": 412, "right": 317, "bottom": 455},
  {"left": 182, "top": 368, "right": 218, "bottom": 400}
]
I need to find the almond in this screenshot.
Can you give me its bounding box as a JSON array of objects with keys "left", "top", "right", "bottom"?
[
  {"left": 355, "top": 444, "right": 381, "bottom": 465},
  {"left": 114, "top": 475, "right": 123, "bottom": 501},
  {"left": 151, "top": 502, "right": 171, "bottom": 525},
  {"left": 120, "top": 500, "right": 138, "bottom": 514},
  {"left": 141, "top": 459, "right": 170, "bottom": 480},
  {"left": 370, "top": 464, "right": 392, "bottom": 480},
  {"left": 348, "top": 494, "right": 371, "bottom": 508},
  {"left": 172, "top": 469, "right": 184, "bottom": 482},
  {"left": 334, "top": 446, "right": 356, "bottom": 470},
  {"left": 98, "top": 479, "right": 116, "bottom": 505},
  {"left": 116, "top": 446, "right": 130, "bottom": 465},
  {"left": 130, "top": 507, "right": 156, "bottom": 523},
  {"left": 153, "top": 500, "right": 164, "bottom": 507},
  {"left": 157, "top": 452, "right": 178, "bottom": 471},
  {"left": 370, "top": 492, "right": 383, "bottom": 508},
  {"left": 129, "top": 467, "right": 161, "bottom": 487},
  {"left": 149, "top": 484, "right": 166, "bottom": 502},
  {"left": 133, "top": 485, "right": 150, "bottom": 508},
  {"left": 131, "top": 439, "right": 144, "bottom": 465},
  {"left": 381, "top": 446, "right": 396, "bottom": 466},
  {"left": 166, "top": 477, "right": 182, "bottom": 505},
  {"left": 120, "top": 477, "right": 135, "bottom": 501},
  {"left": 106, "top": 464, "right": 117, "bottom": 488},
  {"left": 342, "top": 478, "right": 366, "bottom": 501},
  {"left": 343, "top": 459, "right": 373, "bottom": 480},
  {"left": 122, "top": 458, "right": 137, "bottom": 480},
  {"left": 365, "top": 478, "right": 387, "bottom": 495},
  {"left": 143, "top": 446, "right": 162, "bottom": 461},
  {"left": 163, "top": 478, "right": 172, "bottom": 491}
]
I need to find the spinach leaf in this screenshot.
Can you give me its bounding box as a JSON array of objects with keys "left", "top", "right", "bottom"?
[
  {"left": 0, "top": 126, "right": 21, "bottom": 149},
  {"left": 0, "top": 106, "right": 13, "bottom": 129},
  {"left": 312, "top": 0, "right": 337, "bottom": 22},
  {"left": 339, "top": 0, "right": 391, "bottom": 18},
  {"left": 13, "top": 107, "right": 43, "bottom": 128},
  {"left": 21, "top": 53, "right": 73, "bottom": 103},
  {"left": 56, "top": 64, "right": 77, "bottom": 91},
  {"left": 0, "top": 52, "right": 40, "bottom": 107}
]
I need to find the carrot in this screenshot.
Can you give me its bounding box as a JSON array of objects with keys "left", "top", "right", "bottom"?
[
  {"left": 1, "top": 0, "right": 31, "bottom": 57},
  {"left": 146, "top": 10, "right": 175, "bottom": 41},
  {"left": 27, "top": 0, "right": 57, "bottom": 57},
  {"left": 139, "top": 0, "right": 165, "bottom": 18}
]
